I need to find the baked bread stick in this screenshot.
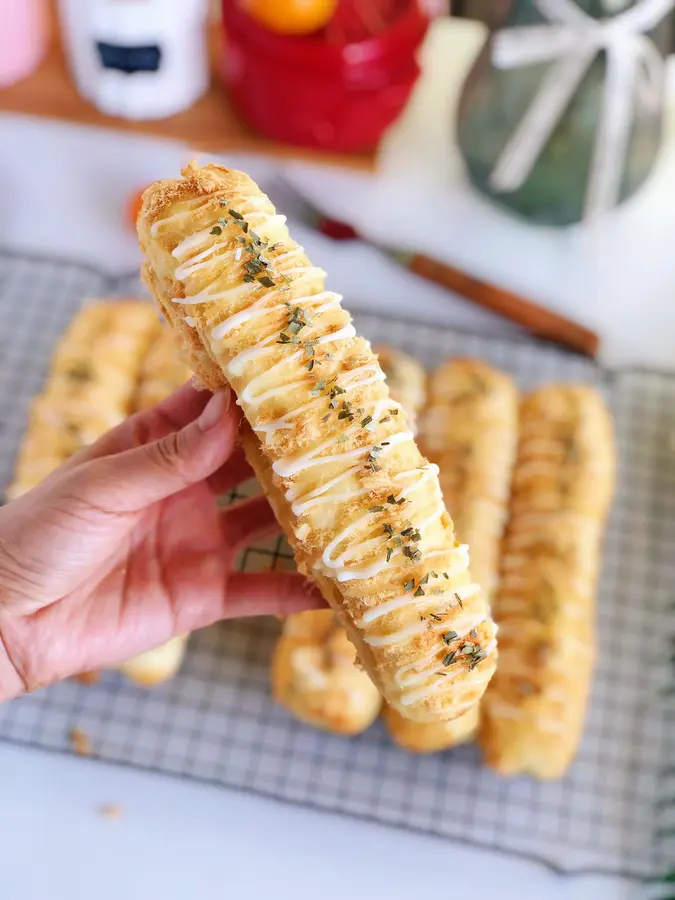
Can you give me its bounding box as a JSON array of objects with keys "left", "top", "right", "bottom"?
[
  {"left": 479, "top": 384, "right": 615, "bottom": 778},
  {"left": 7, "top": 300, "right": 158, "bottom": 499},
  {"left": 419, "top": 359, "right": 519, "bottom": 603},
  {"left": 386, "top": 359, "right": 518, "bottom": 752},
  {"left": 137, "top": 163, "right": 497, "bottom": 722}
]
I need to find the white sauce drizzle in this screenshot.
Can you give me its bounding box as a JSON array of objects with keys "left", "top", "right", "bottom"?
[
  {"left": 399, "top": 639, "right": 497, "bottom": 707},
  {"left": 153, "top": 191, "right": 495, "bottom": 709},
  {"left": 364, "top": 584, "right": 482, "bottom": 647}
]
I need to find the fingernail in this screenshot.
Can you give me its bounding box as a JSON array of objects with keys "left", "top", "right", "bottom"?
[{"left": 198, "top": 388, "right": 231, "bottom": 432}]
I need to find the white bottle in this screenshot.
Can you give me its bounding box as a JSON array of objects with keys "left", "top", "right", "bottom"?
[{"left": 59, "top": 0, "right": 209, "bottom": 121}]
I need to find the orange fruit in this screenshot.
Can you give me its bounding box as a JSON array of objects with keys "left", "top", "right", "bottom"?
[{"left": 240, "top": 0, "right": 338, "bottom": 35}]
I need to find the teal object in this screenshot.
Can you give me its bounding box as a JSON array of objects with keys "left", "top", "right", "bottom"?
[{"left": 457, "top": 1, "right": 673, "bottom": 226}]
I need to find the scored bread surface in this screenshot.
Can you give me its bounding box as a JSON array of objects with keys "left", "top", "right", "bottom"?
[
  {"left": 137, "top": 163, "right": 497, "bottom": 722},
  {"left": 479, "top": 384, "right": 615, "bottom": 778}
]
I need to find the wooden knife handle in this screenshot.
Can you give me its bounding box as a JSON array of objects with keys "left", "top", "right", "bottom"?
[{"left": 408, "top": 254, "right": 600, "bottom": 359}]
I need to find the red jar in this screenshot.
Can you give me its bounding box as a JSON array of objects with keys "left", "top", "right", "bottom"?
[{"left": 220, "top": 1, "right": 430, "bottom": 154}]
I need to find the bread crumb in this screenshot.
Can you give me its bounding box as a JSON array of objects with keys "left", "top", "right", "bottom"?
[
  {"left": 74, "top": 670, "right": 100, "bottom": 686},
  {"left": 70, "top": 727, "right": 92, "bottom": 757},
  {"left": 100, "top": 804, "right": 122, "bottom": 820}
]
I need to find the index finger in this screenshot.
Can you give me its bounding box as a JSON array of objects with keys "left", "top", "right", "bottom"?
[{"left": 60, "top": 382, "right": 218, "bottom": 470}]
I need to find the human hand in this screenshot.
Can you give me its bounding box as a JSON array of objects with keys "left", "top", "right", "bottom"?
[{"left": 0, "top": 383, "right": 320, "bottom": 702}]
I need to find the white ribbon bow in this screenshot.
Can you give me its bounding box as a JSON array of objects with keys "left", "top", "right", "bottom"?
[{"left": 489, "top": 0, "right": 674, "bottom": 220}]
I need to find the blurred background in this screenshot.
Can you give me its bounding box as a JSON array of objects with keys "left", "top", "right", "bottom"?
[{"left": 1, "top": 3, "right": 675, "bottom": 900}]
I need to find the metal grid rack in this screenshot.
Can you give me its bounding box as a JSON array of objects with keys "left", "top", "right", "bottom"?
[{"left": 0, "top": 250, "right": 673, "bottom": 881}]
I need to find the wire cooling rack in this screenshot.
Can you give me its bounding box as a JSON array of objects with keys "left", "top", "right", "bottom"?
[{"left": 0, "top": 249, "right": 673, "bottom": 883}]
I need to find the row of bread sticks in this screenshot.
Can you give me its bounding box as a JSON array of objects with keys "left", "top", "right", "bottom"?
[
  {"left": 7, "top": 299, "right": 193, "bottom": 688},
  {"left": 8, "top": 300, "right": 615, "bottom": 776},
  {"left": 272, "top": 348, "right": 616, "bottom": 779}
]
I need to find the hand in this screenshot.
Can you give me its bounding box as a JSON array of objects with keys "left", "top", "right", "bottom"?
[{"left": 0, "top": 383, "right": 320, "bottom": 702}]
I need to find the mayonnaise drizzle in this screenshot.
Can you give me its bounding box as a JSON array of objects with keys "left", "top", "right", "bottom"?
[
  {"left": 255, "top": 366, "right": 386, "bottom": 441},
  {"left": 399, "top": 639, "right": 497, "bottom": 707},
  {"left": 364, "top": 584, "right": 482, "bottom": 647},
  {"left": 155, "top": 189, "right": 494, "bottom": 708},
  {"left": 316, "top": 463, "right": 445, "bottom": 583}
]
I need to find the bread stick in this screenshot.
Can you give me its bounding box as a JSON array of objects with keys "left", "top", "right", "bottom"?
[
  {"left": 386, "top": 358, "right": 518, "bottom": 752},
  {"left": 137, "top": 163, "right": 497, "bottom": 722},
  {"left": 479, "top": 384, "right": 615, "bottom": 778},
  {"left": 134, "top": 321, "right": 192, "bottom": 409},
  {"left": 8, "top": 300, "right": 158, "bottom": 499},
  {"left": 419, "top": 359, "right": 519, "bottom": 603}
]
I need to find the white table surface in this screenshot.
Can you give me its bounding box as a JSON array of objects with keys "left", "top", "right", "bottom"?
[{"left": 0, "top": 107, "right": 654, "bottom": 900}]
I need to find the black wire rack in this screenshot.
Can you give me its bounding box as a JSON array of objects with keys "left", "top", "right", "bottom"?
[{"left": 0, "top": 250, "right": 673, "bottom": 883}]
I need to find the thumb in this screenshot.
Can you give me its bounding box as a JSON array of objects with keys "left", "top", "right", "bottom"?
[{"left": 68, "top": 388, "right": 236, "bottom": 514}]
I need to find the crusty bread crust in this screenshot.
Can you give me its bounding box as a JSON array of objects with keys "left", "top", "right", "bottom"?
[
  {"left": 137, "top": 162, "right": 497, "bottom": 723},
  {"left": 479, "top": 385, "right": 615, "bottom": 778}
]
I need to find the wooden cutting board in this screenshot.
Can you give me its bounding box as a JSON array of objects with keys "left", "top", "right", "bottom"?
[{"left": 0, "top": 1, "right": 375, "bottom": 170}]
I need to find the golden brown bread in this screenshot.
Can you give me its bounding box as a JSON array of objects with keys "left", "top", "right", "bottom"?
[
  {"left": 272, "top": 610, "right": 382, "bottom": 734},
  {"left": 137, "top": 162, "right": 497, "bottom": 723},
  {"left": 374, "top": 345, "right": 427, "bottom": 435},
  {"left": 419, "top": 358, "right": 519, "bottom": 603},
  {"left": 386, "top": 358, "right": 518, "bottom": 752},
  {"left": 479, "top": 384, "right": 615, "bottom": 778},
  {"left": 134, "top": 323, "right": 192, "bottom": 408},
  {"left": 7, "top": 300, "right": 158, "bottom": 499},
  {"left": 383, "top": 704, "right": 479, "bottom": 753}
]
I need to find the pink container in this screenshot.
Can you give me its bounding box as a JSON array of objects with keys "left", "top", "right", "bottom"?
[{"left": 0, "top": 0, "right": 47, "bottom": 88}]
